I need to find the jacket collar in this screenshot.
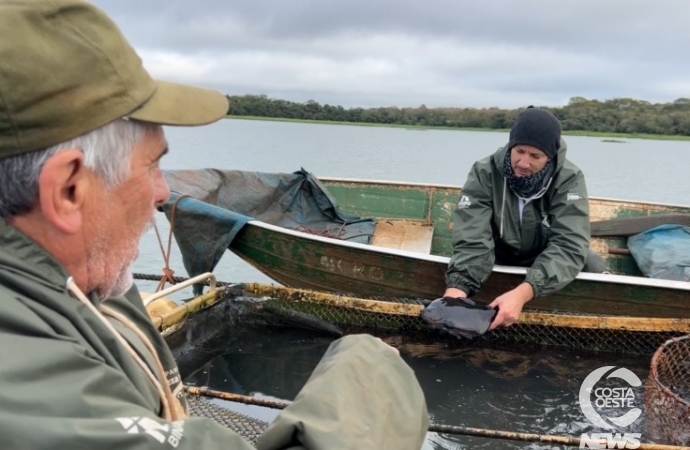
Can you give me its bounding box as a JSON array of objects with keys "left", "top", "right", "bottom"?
[{"left": 0, "top": 216, "right": 72, "bottom": 291}]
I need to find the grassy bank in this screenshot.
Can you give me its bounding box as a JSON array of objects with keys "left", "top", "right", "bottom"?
[{"left": 226, "top": 115, "right": 690, "bottom": 141}]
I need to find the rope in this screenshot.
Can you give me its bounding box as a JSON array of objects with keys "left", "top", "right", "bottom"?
[
  {"left": 185, "top": 387, "right": 689, "bottom": 449},
  {"left": 67, "top": 278, "right": 177, "bottom": 422},
  {"left": 152, "top": 195, "right": 190, "bottom": 292}
]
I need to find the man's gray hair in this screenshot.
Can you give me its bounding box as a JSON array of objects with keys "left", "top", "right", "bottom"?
[{"left": 0, "top": 119, "right": 159, "bottom": 218}]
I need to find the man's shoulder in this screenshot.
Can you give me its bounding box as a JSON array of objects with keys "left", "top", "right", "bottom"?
[
  {"left": 470, "top": 151, "right": 502, "bottom": 177},
  {"left": 560, "top": 157, "right": 584, "bottom": 174},
  {"left": 554, "top": 158, "right": 586, "bottom": 186},
  {"left": 0, "top": 283, "right": 62, "bottom": 336}
]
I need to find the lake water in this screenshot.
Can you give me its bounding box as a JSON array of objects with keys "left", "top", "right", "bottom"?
[{"left": 134, "top": 119, "right": 690, "bottom": 448}]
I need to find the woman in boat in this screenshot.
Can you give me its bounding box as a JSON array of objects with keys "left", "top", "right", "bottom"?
[
  {"left": 444, "top": 107, "right": 606, "bottom": 330},
  {"left": 0, "top": 2, "right": 428, "bottom": 449}
]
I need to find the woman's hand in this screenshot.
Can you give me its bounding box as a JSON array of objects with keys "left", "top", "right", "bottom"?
[{"left": 488, "top": 282, "right": 534, "bottom": 330}]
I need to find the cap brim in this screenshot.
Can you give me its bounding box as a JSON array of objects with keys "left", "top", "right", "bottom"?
[{"left": 127, "top": 80, "right": 229, "bottom": 126}]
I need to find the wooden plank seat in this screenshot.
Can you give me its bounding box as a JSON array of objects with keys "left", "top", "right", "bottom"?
[{"left": 372, "top": 219, "right": 434, "bottom": 254}]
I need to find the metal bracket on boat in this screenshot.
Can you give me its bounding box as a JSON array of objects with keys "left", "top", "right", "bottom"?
[{"left": 142, "top": 272, "right": 217, "bottom": 307}]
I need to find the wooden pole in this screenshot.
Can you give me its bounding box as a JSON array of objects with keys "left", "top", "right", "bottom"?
[
  {"left": 185, "top": 387, "right": 690, "bottom": 450},
  {"left": 150, "top": 287, "right": 230, "bottom": 331}
]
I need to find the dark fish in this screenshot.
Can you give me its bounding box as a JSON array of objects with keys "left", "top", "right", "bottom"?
[{"left": 420, "top": 297, "right": 497, "bottom": 339}]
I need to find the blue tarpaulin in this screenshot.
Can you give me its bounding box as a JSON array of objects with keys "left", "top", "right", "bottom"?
[{"left": 627, "top": 224, "right": 690, "bottom": 281}]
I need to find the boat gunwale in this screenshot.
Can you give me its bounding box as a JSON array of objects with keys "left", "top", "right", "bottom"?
[
  {"left": 319, "top": 176, "right": 690, "bottom": 210},
  {"left": 246, "top": 219, "right": 690, "bottom": 292}
]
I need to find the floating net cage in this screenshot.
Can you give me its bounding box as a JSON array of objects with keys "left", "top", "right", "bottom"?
[
  {"left": 644, "top": 335, "right": 690, "bottom": 446},
  {"left": 135, "top": 271, "right": 690, "bottom": 357},
  {"left": 196, "top": 280, "right": 685, "bottom": 356},
  {"left": 140, "top": 277, "right": 690, "bottom": 446},
  {"left": 264, "top": 297, "right": 687, "bottom": 356}
]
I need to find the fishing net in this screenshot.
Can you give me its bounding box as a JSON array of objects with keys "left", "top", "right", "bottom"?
[
  {"left": 643, "top": 335, "right": 690, "bottom": 446},
  {"left": 138, "top": 274, "right": 690, "bottom": 449},
  {"left": 266, "top": 297, "right": 688, "bottom": 356},
  {"left": 134, "top": 273, "right": 689, "bottom": 356},
  {"left": 187, "top": 395, "right": 268, "bottom": 443}
]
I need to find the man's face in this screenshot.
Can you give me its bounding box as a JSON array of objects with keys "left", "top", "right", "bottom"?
[
  {"left": 85, "top": 127, "right": 170, "bottom": 299},
  {"left": 510, "top": 145, "right": 550, "bottom": 177}
]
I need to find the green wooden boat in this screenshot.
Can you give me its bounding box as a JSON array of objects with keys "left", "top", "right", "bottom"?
[{"left": 162, "top": 169, "right": 690, "bottom": 320}]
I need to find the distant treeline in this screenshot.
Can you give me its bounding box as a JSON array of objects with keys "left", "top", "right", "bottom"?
[{"left": 226, "top": 95, "right": 690, "bottom": 136}]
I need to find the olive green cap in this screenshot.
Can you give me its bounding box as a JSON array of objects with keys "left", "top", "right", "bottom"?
[{"left": 0, "top": 0, "right": 230, "bottom": 159}]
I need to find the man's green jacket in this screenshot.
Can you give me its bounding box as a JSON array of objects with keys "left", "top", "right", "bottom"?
[
  {"left": 445, "top": 139, "right": 590, "bottom": 298},
  {"left": 0, "top": 218, "right": 429, "bottom": 449}
]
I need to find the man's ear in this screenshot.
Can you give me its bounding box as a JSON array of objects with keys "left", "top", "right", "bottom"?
[{"left": 38, "top": 149, "right": 90, "bottom": 234}]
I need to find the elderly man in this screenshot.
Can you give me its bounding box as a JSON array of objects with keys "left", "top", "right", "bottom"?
[
  {"left": 444, "top": 107, "right": 605, "bottom": 330},
  {"left": 0, "top": 1, "right": 428, "bottom": 449}
]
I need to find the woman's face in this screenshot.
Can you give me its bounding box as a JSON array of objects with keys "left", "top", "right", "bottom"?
[{"left": 510, "top": 145, "right": 549, "bottom": 177}]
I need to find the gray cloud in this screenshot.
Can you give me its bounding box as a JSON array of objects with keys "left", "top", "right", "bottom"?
[{"left": 92, "top": 1, "right": 690, "bottom": 108}]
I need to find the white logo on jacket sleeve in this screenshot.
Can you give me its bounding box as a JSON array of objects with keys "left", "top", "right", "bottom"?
[
  {"left": 458, "top": 195, "right": 472, "bottom": 209},
  {"left": 567, "top": 193, "right": 582, "bottom": 201},
  {"left": 116, "top": 417, "right": 185, "bottom": 447}
]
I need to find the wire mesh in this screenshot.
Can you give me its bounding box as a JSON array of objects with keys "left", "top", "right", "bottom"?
[
  {"left": 264, "top": 297, "right": 689, "bottom": 356},
  {"left": 187, "top": 395, "right": 268, "bottom": 443},
  {"left": 133, "top": 272, "right": 689, "bottom": 356},
  {"left": 153, "top": 282, "right": 690, "bottom": 446},
  {"left": 643, "top": 335, "right": 690, "bottom": 446}
]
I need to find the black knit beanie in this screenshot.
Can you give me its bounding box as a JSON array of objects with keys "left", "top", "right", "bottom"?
[{"left": 507, "top": 107, "right": 562, "bottom": 159}]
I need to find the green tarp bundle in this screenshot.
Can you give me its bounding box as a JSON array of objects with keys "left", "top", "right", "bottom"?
[{"left": 160, "top": 168, "right": 376, "bottom": 293}]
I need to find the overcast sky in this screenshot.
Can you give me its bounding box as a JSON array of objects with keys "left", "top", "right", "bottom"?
[{"left": 92, "top": 1, "right": 690, "bottom": 109}]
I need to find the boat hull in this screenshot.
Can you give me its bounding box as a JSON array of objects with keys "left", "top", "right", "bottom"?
[
  {"left": 230, "top": 221, "right": 690, "bottom": 319},
  {"left": 159, "top": 170, "right": 690, "bottom": 320}
]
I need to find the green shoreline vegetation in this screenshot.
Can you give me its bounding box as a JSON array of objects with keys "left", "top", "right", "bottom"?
[
  {"left": 226, "top": 115, "right": 690, "bottom": 142},
  {"left": 225, "top": 95, "right": 690, "bottom": 142}
]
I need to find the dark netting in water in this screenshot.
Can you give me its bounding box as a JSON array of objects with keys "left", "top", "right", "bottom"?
[
  {"left": 141, "top": 279, "right": 690, "bottom": 446},
  {"left": 265, "top": 298, "right": 689, "bottom": 356},
  {"left": 488, "top": 324, "right": 685, "bottom": 356},
  {"left": 134, "top": 273, "right": 690, "bottom": 357},
  {"left": 187, "top": 395, "right": 268, "bottom": 443},
  {"left": 643, "top": 335, "right": 690, "bottom": 446}
]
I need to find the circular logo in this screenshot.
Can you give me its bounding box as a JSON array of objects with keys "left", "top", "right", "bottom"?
[{"left": 579, "top": 366, "right": 642, "bottom": 429}]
